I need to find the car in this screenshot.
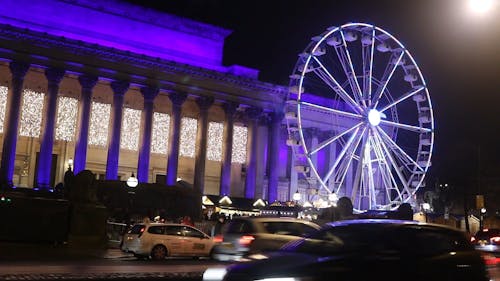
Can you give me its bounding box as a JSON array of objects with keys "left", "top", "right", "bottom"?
[
  {"left": 121, "top": 222, "right": 215, "bottom": 260},
  {"left": 204, "top": 219, "right": 490, "bottom": 281},
  {"left": 471, "top": 228, "right": 500, "bottom": 265},
  {"left": 210, "top": 217, "right": 320, "bottom": 261}
]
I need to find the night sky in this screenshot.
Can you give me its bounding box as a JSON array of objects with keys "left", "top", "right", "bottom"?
[{"left": 126, "top": 0, "right": 499, "bottom": 197}]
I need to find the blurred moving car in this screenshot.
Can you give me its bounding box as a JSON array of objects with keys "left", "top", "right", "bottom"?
[
  {"left": 210, "top": 217, "right": 320, "bottom": 261},
  {"left": 471, "top": 228, "right": 500, "bottom": 265},
  {"left": 121, "top": 223, "right": 215, "bottom": 260},
  {"left": 204, "top": 220, "right": 490, "bottom": 281}
]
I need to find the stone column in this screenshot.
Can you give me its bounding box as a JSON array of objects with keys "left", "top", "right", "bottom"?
[
  {"left": 244, "top": 107, "right": 262, "bottom": 199},
  {"left": 219, "top": 102, "right": 238, "bottom": 196},
  {"left": 267, "top": 111, "right": 284, "bottom": 203},
  {"left": 73, "top": 75, "right": 98, "bottom": 175},
  {"left": 137, "top": 85, "right": 159, "bottom": 183},
  {"left": 0, "top": 61, "right": 30, "bottom": 188},
  {"left": 37, "top": 68, "right": 65, "bottom": 189},
  {"left": 105, "top": 80, "right": 129, "bottom": 180},
  {"left": 193, "top": 96, "right": 214, "bottom": 194},
  {"left": 166, "top": 92, "right": 187, "bottom": 186}
]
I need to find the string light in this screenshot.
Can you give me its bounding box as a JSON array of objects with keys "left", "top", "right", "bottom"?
[
  {"left": 19, "top": 89, "right": 44, "bottom": 137},
  {"left": 120, "top": 108, "right": 141, "bottom": 151},
  {"left": 207, "top": 121, "right": 223, "bottom": 161},
  {"left": 180, "top": 117, "right": 197, "bottom": 157},
  {"left": 232, "top": 125, "right": 247, "bottom": 163},
  {"left": 0, "top": 86, "right": 7, "bottom": 133},
  {"left": 55, "top": 96, "right": 78, "bottom": 141},
  {"left": 89, "top": 101, "right": 111, "bottom": 146},
  {"left": 151, "top": 112, "right": 170, "bottom": 154}
]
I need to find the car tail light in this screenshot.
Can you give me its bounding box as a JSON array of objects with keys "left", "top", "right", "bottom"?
[
  {"left": 482, "top": 252, "right": 500, "bottom": 266},
  {"left": 239, "top": 235, "right": 255, "bottom": 246},
  {"left": 490, "top": 236, "right": 500, "bottom": 244},
  {"left": 213, "top": 235, "right": 223, "bottom": 243},
  {"left": 137, "top": 227, "right": 145, "bottom": 238}
]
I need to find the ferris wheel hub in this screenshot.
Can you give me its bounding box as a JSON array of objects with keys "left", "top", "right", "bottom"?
[{"left": 368, "top": 109, "right": 382, "bottom": 126}]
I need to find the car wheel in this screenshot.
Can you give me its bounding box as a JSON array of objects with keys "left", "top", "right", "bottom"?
[{"left": 151, "top": 245, "right": 168, "bottom": 260}]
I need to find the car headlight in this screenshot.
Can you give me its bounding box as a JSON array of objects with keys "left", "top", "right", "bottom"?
[{"left": 203, "top": 267, "right": 227, "bottom": 281}]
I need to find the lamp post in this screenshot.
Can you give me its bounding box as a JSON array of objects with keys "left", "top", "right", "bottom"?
[
  {"left": 67, "top": 158, "right": 73, "bottom": 171},
  {"left": 480, "top": 207, "right": 487, "bottom": 231},
  {"left": 422, "top": 202, "right": 431, "bottom": 222},
  {"left": 293, "top": 190, "right": 301, "bottom": 205},
  {"left": 126, "top": 173, "right": 138, "bottom": 188}
]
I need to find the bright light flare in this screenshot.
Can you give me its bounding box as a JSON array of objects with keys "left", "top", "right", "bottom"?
[{"left": 468, "top": 0, "right": 495, "bottom": 14}]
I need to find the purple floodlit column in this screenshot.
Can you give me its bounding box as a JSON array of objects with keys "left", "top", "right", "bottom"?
[
  {"left": 194, "top": 96, "right": 214, "bottom": 194},
  {"left": 244, "top": 107, "right": 262, "bottom": 199},
  {"left": 73, "top": 75, "right": 98, "bottom": 175},
  {"left": 37, "top": 68, "right": 65, "bottom": 189},
  {"left": 137, "top": 85, "right": 159, "bottom": 183},
  {"left": 0, "top": 61, "right": 29, "bottom": 188},
  {"left": 166, "top": 92, "right": 187, "bottom": 186},
  {"left": 105, "top": 80, "right": 129, "bottom": 180},
  {"left": 267, "top": 111, "right": 284, "bottom": 203},
  {"left": 219, "top": 102, "right": 238, "bottom": 196}
]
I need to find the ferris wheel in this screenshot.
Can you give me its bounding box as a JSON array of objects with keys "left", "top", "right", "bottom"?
[{"left": 286, "top": 23, "right": 434, "bottom": 212}]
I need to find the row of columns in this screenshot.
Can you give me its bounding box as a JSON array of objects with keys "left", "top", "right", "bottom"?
[{"left": 0, "top": 61, "right": 285, "bottom": 202}]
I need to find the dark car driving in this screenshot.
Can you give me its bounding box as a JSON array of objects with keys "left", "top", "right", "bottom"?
[{"left": 204, "top": 219, "right": 489, "bottom": 281}]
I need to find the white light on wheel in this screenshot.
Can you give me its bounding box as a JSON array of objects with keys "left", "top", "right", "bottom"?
[{"left": 368, "top": 109, "right": 382, "bottom": 126}]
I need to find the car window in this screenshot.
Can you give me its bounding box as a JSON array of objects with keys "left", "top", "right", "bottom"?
[
  {"left": 261, "top": 222, "right": 316, "bottom": 237},
  {"left": 226, "top": 220, "right": 254, "bottom": 234},
  {"left": 183, "top": 226, "right": 206, "bottom": 238},
  {"left": 148, "top": 226, "right": 165, "bottom": 235},
  {"left": 128, "top": 224, "right": 145, "bottom": 234},
  {"left": 165, "top": 226, "right": 184, "bottom": 236}
]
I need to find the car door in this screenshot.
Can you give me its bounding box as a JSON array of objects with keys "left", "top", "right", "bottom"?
[
  {"left": 163, "top": 225, "right": 185, "bottom": 256},
  {"left": 182, "top": 226, "right": 211, "bottom": 256}
]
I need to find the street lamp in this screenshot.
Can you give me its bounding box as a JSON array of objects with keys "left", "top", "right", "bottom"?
[
  {"left": 67, "top": 158, "right": 73, "bottom": 171},
  {"left": 422, "top": 202, "right": 431, "bottom": 222},
  {"left": 480, "top": 207, "right": 487, "bottom": 230},
  {"left": 293, "top": 190, "right": 301, "bottom": 204},
  {"left": 126, "top": 173, "right": 138, "bottom": 188}
]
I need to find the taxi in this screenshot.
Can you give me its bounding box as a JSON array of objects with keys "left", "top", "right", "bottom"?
[{"left": 121, "top": 222, "right": 215, "bottom": 260}]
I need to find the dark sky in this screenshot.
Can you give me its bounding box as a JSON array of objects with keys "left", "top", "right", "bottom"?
[{"left": 126, "top": 0, "right": 500, "bottom": 189}]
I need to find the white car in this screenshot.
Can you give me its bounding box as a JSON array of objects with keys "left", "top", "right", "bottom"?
[{"left": 121, "top": 223, "right": 215, "bottom": 260}]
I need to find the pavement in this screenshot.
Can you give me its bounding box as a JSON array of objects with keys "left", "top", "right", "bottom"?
[{"left": 0, "top": 241, "right": 205, "bottom": 280}]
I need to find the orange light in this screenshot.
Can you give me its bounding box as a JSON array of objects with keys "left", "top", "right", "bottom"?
[
  {"left": 213, "top": 235, "right": 223, "bottom": 243},
  {"left": 239, "top": 235, "right": 255, "bottom": 246}
]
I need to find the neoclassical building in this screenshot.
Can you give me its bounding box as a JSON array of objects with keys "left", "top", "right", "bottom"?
[{"left": 0, "top": 0, "right": 311, "bottom": 203}]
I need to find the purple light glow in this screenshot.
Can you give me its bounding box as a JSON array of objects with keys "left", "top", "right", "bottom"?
[{"left": 0, "top": 0, "right": 235, "bottom": 72}]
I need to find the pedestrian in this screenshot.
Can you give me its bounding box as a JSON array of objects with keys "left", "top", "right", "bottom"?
[{"left": 212, "top": 214, "right": 225, "bottom": 237}]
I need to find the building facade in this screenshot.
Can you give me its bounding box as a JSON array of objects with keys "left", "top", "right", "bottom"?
[{"left": 0, "top": 0, "right": 313, "bottom": 202}]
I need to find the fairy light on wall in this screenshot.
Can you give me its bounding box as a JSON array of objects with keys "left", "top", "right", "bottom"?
[
  {"left": 55, "top": 96, "right": 78, "bottom": 141},
  {"left": 19, "top": 89, "right": 45, "bottom": 137},
  {"left": 120, "top": 107, "right": 141, "bottom": 151},
  {"left": 0, "top": 86, "right": 7, "bottom": 133},
  {"left": 89, "top": 101, "right": 111, "bottom": 146},
  {"left": 232, "top": 125, "right": 248, "bottom": 164},
  {"left": 151, "top": 112, "right": 170, "bottom": 154},
  {"left": 207, "top": 121, "right": 223, "bottom": 161},
  {"left": 180, "top": 117, "right": 197, "bottom": 157}
]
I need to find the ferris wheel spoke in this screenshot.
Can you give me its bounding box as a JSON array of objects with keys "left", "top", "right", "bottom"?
[
  {"left": 336, "top": 29, "right": 365, "bottom": 106},
  {"left": 369, "top": 136, "right": 403, "bottom": 202},
  {"left": 351, "top": 130, "right": 369, "bottom": 201},
  {"left": 311, "top": 56, "right": 364, "bottom": 113},
  {"left": 322, "top": 126, "right": 364, "bottom": 183},
  {"left": 379, "top": 86, "right": 425, "bottom": 113},
  {"left": 372, "top": 51, "right": 405, "bottom": 108},
  {"left": 379, "top": 119, "right": 432, "bottom": 133},
  {"left": 373, "top": 129, "right": 412, "bottom": 196},
  {"left": 309, "top": 122, "right": 364, "bottom": 156},
  {"left": 362, "top": 28, "right": 376, "bottom": 103},
  {"left": 376, "top": 127, "right": 425, "bottom": 172},
  {"left": 299, "top": 101, "right": 363, "bottom": 119}
]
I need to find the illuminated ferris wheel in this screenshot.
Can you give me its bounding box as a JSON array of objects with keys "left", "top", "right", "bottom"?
[{"left": 286, "top": 23, "right": 434, "bottom": 212}]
